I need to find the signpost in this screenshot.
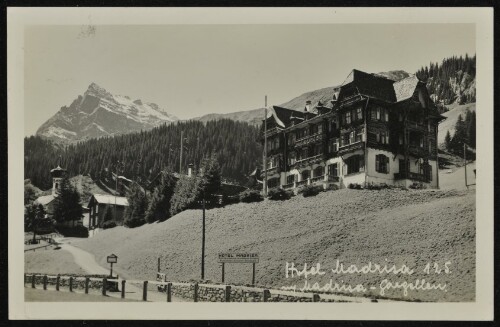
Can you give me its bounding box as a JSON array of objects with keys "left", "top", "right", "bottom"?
[
  {"left": 218, "top": 253, "right": 259, "bottom": 285},
  {"left": 107, "top": 254, "right": 118, "bottom": 277}
]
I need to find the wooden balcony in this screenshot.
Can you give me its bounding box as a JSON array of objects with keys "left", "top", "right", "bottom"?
[
  {"left": 310, "top": 175, "right": 324, "bottom": 183},
  {"left": 294, "top": 133, "right": 325, "bottom": 148},
  {"left": 294, "top": 154, "right": 324, "bottom": 167},
  {"left": 338, "top": 141, "right": 364, "bottom": 155}
]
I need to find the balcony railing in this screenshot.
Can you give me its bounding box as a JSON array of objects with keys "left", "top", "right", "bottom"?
[
  {"left": 294, "top": 133, "right": 325, "bottom": 148},
  {"left": 394, "top": 171, "right": 428, "bottom": 182},
  {"left": 295, "top": 154, "right": 324, "bottom": 166},
  {"left": 338, "top": 141, "right": 364, "bottom": 154},
  {"left": 282, "top": 183, "right": 295, "bottom": 190},
  {"left": 310, "top": 175, "right": 324, "bottom": 183},
  {"left": 327, "top": 175, "right": 339, "bottom": 182},
  {"left": 296, "top": 180, "right": 308, "bottom": 187}
]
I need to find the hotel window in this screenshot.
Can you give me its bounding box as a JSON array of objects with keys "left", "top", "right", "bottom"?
[
  {"left": 288, "top": 133, "right": 295, "bottom": 146},
  {"left": 317, "top": 123, "right": 323, "bottom": 134},
  {"left": 288, "top": 152, "right": 296, "bottom": 165},
  {"left": 346, "top": 111, "right": 351, "bottom": 124},
  {"left": 313, "top": 166, "right": 324, "bottom": 178},
  {"left": 375, "top": 154, "right": 390, "bottom": 174},
  {"left": 349, "top": 131, "right": 355, "bottom": 144},
  {"left": 376, "top": 107, "right": 381, "bottom": 120},
  {"left": 357, "top": 107, "right": 363, "bottom": 120},
  {"left": 399, "top": 134, "right": 404, "bottom": 145},
  {"left": 384, "top": 109, "right": 389, "bottom": 122},
  {"left": 328, "top": 163, "right": 339, "bottom": 177},
  {"left": 341, "top": 133, "right": 350, "bottom": 147},
  {"left": 301, "top": 170, "right": 310, "bottom": 181},
  {"left": 355, "top": 128, "right": 364, "bottom": 143},
  {"left": 344, "top": 155, "right": 364, "bottom": 175},
  {"left": 328, "top": 138, "right": 339, "bottom": 153},
  {"left": 286, "top": 174, "right": 296, "bottom": 184}
]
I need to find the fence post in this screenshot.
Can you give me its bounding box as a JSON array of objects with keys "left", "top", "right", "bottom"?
[
  {"left": 56, "top": 274, "right": 60, "bottom": 291},
  {"left": 43, "top": 275, "right": 47, "bottom": 290},
  {"left": 166, "top": 283, "right": 172, "bottom": 302},
  {"left": 313, "top": 294, "right": 320, "bottom": 302},
  {"left": 31, "top": 274, "right": 36, "bottom": 289},
  {"left": 263, "top": 289, "right": 271, "bottom": 302},
  {"left": 69, "top": 277, "right": 73, "bottom": 292},
  {"left": 121, "top": 280, "right": 126, "bottom": 299},
  {"left": 193, "top": 283, "right": 199, "bottom": 302},
  {"left": 143, "top": 281, "right": 148, "bottom": 301},
  {"left": 85, "top": 277, "right": 89, "bottom": 294},
  {"left": 102, "top": 278, "right": 107, "bottom": 296},
  {"left": 224, "top": 285, "right": 231, "bottom": 302}
]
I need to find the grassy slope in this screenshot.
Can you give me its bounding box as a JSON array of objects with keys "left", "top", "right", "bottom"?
[
  {"left": 25, "top": 248, "right": 87, "bottom": 275},
  {"left": 438, "top": 103, "right": 476, "bottom": 146},
  {"left": 74, "top": 187, "right": 475, "bottom": 302}
]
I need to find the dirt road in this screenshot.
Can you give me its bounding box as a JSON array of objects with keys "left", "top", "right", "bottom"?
[{"left": 57, "top": 238, "right": 187, "bottom": 302}]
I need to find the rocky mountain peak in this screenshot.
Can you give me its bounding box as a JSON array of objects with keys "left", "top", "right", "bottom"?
[{"left": 36, "top": 83, "right": 178, "bottom": 144}]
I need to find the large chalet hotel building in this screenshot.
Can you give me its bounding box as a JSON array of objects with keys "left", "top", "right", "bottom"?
[{"left": 262, "top": 69, "right": 445, "bottom": 191}]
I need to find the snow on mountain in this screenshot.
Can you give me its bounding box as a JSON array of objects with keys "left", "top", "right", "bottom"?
[{"left": 36, "top": 83, "right": 178, "bottom": 144}]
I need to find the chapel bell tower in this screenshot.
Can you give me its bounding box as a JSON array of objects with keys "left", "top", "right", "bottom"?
[{"left": 50, "top": 157, "right": 67, "bottom": 196}]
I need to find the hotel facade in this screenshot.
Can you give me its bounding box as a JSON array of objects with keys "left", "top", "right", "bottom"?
[{"left": 262, "top": 69, "right": 445, "bottom": 191}]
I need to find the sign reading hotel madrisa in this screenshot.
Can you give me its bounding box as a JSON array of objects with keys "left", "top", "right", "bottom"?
[{"left": 218, "top": 253, "right": 259, "bottom": 263}]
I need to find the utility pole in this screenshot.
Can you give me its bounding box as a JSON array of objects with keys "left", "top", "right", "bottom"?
[
  {"left": 464, "top": 143, "right": 468, "bottom": 189},
  {"left": 201, "top": 188, "right": 206, "bottom": 280},
  {"left": 263, "top": 95, "right": 268, "bottom": 197},
  {"left": 180, "top": 130, "right": 184, "bottom": 174}
]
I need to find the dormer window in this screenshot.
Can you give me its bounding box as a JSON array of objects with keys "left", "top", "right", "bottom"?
[{"left": 346, "top": 111, "right": 351, "bottom": 124}]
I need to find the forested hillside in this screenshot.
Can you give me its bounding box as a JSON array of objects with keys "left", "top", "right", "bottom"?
[
  {"left": 25, "top": 119, "right": 262, "bottom": 190},
  {"left": 416, "top": 54, "right": 476, "bottom": 105}
]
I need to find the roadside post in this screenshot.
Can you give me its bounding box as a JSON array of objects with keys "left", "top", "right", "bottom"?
[{"left": 107, "top": 254, "right": 118, "bottom": 277}]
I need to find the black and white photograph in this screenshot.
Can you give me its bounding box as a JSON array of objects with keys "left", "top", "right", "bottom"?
[{"left": 7, "top": 7, "right": 494, "bottom": 320}]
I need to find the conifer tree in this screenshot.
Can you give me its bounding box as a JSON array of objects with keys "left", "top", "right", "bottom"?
[
  {"left": 53, "top": 176, "right": 83, "bottom": 227},
  {"left": 145, "top": 171, "right": 177, "bottom": 223},
  {"left": 124, "top": 182, "right": 148, "bottom": 228},
  {"left": 444, "top": 130, "right": 452, "bottom": 152}
]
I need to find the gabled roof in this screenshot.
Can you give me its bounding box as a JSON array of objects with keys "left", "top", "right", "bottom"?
[
  {"left": 339, "top": 69, "right": 427, "bottom": 104},
  {"left": 50, "top": 166, "right": 66, "bottom": 173},
  {"left": 88, "top": 194, "right": 129, "bottom": 207},
  {"left": 266, "top": 106, "right": 309, "bottom": 128},
  {"left": 393, "top": 75, "right": 420, "bottom": 102},
  {"left": 35, "top": 194, "right": 55, "bottom": 206}
]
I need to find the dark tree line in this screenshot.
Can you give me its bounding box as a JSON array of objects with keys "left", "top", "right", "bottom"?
[
  {"left": 123, "top": 154, "right": 222, "bottom": 228},
  {"left": 416, "top": 54, "right": 476, "bottom": 105},
  {"left": 444, "top": 110, "right": 476, "bottom": 157},
  {"left": 25, "top": 119, "right": 263, "bottom": 190}
]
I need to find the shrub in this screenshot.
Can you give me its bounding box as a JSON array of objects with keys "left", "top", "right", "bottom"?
[
  {"left": 239, "top": 189, "right": 263, "bottom": 203},
  {"left": 326, "top": 184, "right": 339, "bottom": 191},
  {"left": 124, "top": 217, "right": 146, "bottom": 228},
  {"left": 56, "top": 225, "right": 89, "bottom": 238},
  {"left": 268, "top": 188, "right": 293, "bottom": 201},
  {"left": 298, "top": 185, "right": 323, "bottom": 197},
  {"left": 348, "top": 183, "right": 362, "bottom": 189},
  {"left": 409, "top": 182, "right": 426, "bottom": 189},
  {"left": 102, "top": 220, "right": 117, "bottom": 230},
  {"left": 225, "top": 195, "right": 240, "bottom": 205}
]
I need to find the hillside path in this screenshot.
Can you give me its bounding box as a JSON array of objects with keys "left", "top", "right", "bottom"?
[{"left": 57, "top": 237, "right": 188, "bottom": 302}]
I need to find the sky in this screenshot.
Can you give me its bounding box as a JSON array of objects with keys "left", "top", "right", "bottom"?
[{"left": 24, "top": 24, "right": 475, "bottom": 136}]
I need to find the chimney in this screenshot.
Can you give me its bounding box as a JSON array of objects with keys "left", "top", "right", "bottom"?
[
  {"left": 305, "top": 100, "right": 312, "bottom": 112},
  {"left": 188, "top": 163, "right": 194, "bottom": 177}
]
